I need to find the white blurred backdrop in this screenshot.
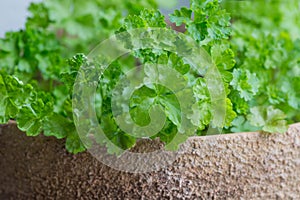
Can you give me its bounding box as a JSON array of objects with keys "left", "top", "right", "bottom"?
[{"left": 0, "top": 0, "right": 41, "bottom": 37}]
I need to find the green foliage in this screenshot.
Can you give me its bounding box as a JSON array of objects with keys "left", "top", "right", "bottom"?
[
  {"left": 227, "top": 0, "right": 300, "bottom": 132},
  {"left": 41, "top": 0, "right": 158, "bottom": 55},
  {"left": 170, "top": 0, "right": 231, "bottom": 44},
  {"left": 0, "top": 0, "right": 299, "bottom": 154},
  {"left": 230, "top": 68, "right": 259, "bottom": 101},
  {"left": 0, "top": 28, "right": 64, "bottom": 84},
  {"left": 248, "top": 106, "right": 288, "bottom": 134},
  {"left": 0, "top": 72, "right": 84, "bottom": 153}
]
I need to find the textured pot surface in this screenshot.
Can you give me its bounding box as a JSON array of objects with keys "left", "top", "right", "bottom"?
[{"left": 1, "top": 122, "right": 300, "bottom": 199}]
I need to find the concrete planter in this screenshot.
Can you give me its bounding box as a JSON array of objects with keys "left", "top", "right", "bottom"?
[{"left": 1, "top": 122, "right": 300, "bottom": 199}]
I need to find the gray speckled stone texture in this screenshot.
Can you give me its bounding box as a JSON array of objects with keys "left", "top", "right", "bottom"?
[{"left": 0, "top": 122, "right": 300, "bottom": 199}]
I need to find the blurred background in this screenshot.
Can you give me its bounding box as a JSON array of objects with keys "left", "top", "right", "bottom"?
[
  {"left": 0, "top": 0, "right": 41, "bottom": 37},
  {"left": 0, "top": 0, "right": 189, "bottom": 37}
]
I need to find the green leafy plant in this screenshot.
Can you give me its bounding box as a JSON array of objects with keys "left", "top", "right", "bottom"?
[{"left": 0, "top": 0, "right": 299, "bottom": 154}]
